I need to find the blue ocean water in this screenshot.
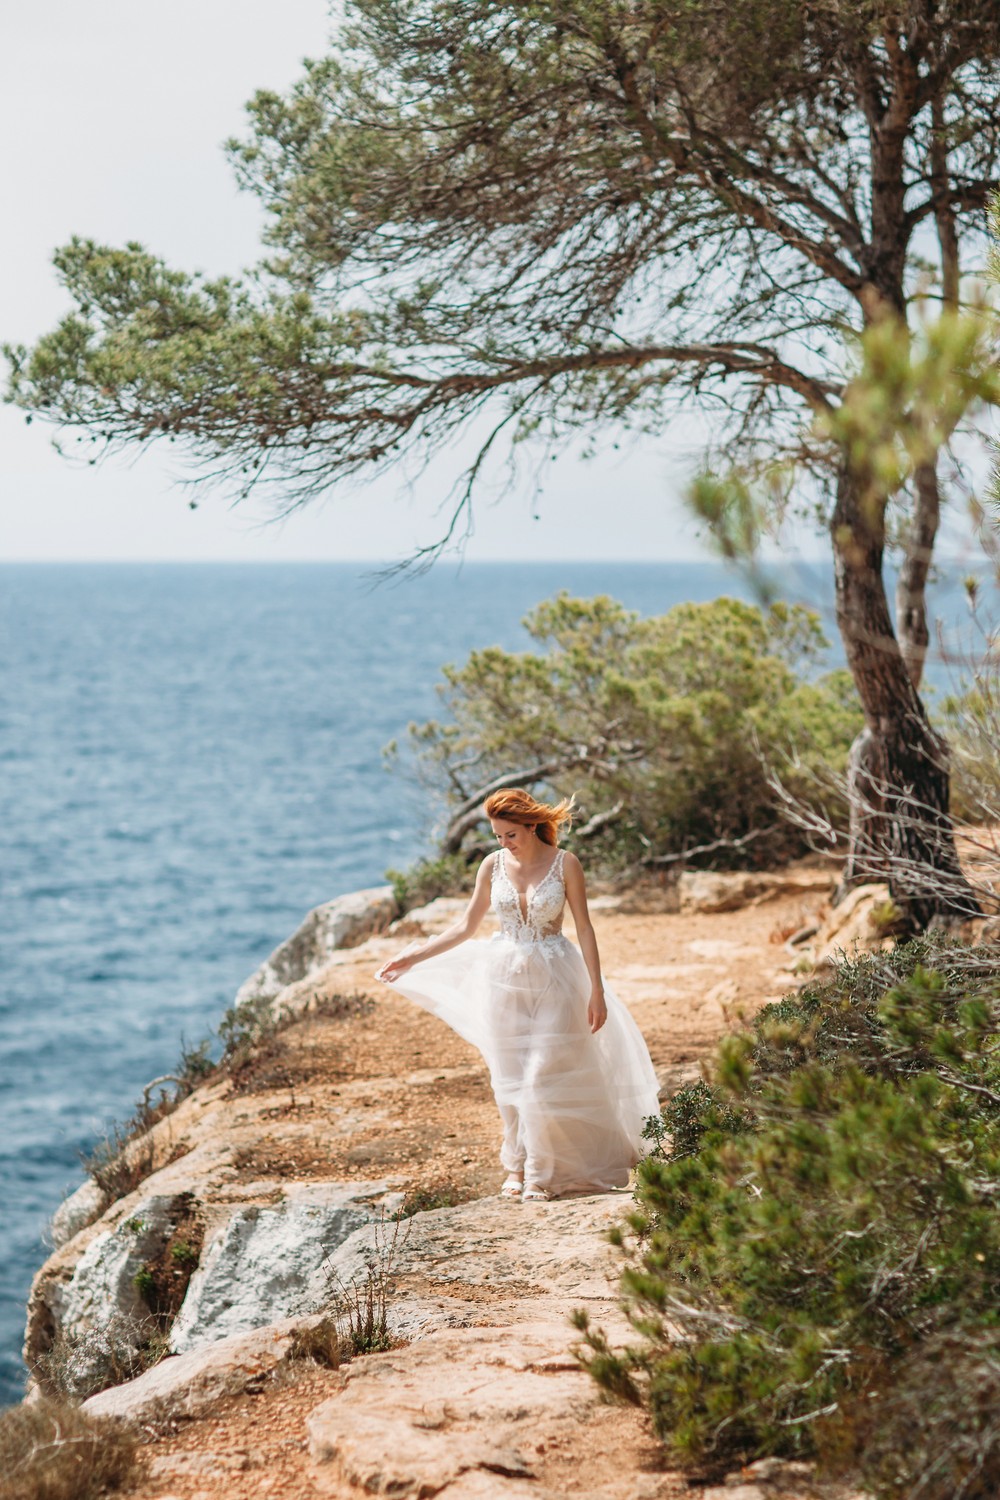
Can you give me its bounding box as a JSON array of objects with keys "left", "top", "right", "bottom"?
[{"left": 0, "top": 557, "right": 986, "bottom": 1404}]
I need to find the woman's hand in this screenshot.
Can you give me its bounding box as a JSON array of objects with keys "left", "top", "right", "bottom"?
[
  {"left": 376, "top": 950, "right": 419, "bottom": 983},
  {"left": 588, "top": 991, "right": 608, "bottom": 1034}
]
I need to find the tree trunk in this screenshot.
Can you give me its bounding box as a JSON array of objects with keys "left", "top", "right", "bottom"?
[
  {"left": 895, "top": 458, "right": 941, "bottom": 691},
  {"left": 831, "top": 462, "right": 979, "bottom": 928}
]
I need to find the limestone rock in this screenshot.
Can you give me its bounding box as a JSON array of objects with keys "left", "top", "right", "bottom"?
[
  {"left": 307, "top": 1322, "right": 593, "bottom": 1499},
  {"left": 678, "top": 868, "right": 832, "bottom": 915},
  {"left": 49, "top": 1178, "right": 105, "bottom": 1249},
  {"left": 83, "top": 1323, "right": 296, "bottom": 1424},
  {"left": 679, "top": 871, "right": 764, "bottom": 913},
  {"left": 394, "top": 896, "right": 482, "bottom": 936},
  {"left": 327, "top": 1194, "right": 624, "bottom": 1317},
  {"left": 35, "top": 1194, "right": 181, "bottom": 1396},
  {"left": 169, "top": 1181, "right": 396, "bottom": 1354},
  {"left": 812, "top": 883, "right": 892, "bottom": 967},
  {"left": 236, "top": 886, "right": 397, "bottom": 1006}
]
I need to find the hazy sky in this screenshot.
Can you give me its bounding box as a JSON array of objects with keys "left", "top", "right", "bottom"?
[{"left": 0, "top": 0, "right": 722, "bottom": 564}]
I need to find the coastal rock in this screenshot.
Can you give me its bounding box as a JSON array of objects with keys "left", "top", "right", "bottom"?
[
  {"left": 393, "top": 896, "right": 469, "bottom": 936},
  {"left": 235, "top": 886, "right": 397, "bottom": 1006},
  {"left": 306, "top": 1321, "right": 598, "bottom": 1499},
  {"left": 678, "top": 868, "right": 832, "bottom": 914},
  {"left": 83, "top": 1322, "right": 296, "bottom": 1424},
  {"left": 49, "top": 1178, "right": 106, "bottom": 1249},
  {"left": 169, "top": 1181, "right": 396, "bottom": 1354},
  {"left": 37, "top": 1194, "right": 181, "bottom": 1396}
]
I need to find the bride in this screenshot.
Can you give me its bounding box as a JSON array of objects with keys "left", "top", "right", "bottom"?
[{"left": 376, "top": 789, "right": 660, "bottom": 1202}]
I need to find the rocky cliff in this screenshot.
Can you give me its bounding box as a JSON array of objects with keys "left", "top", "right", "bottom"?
[{"left": 23, "top": 865, "right": 874, "bottom": 1500}]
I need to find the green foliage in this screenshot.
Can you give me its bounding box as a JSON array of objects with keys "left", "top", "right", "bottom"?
[
  {"left": 401, "top": 592, "right": 861, "bottom": 874},
  {"left": 642, "top": 1081, "right": 754, "bottom": 1164},
  {"left": 132, "top": 1267, "right": 156, "bottom": 1304},
  {"left": 580, "top": 938, "right": 1000, "bottom": 1497},
  {"left": 176, "top": 1036, "right": 215, "bottom": 1087},
  {"left": 7, "top": 4, "right": 1000, "bottom": 543},
  {"left": 819, "top": 308, "right": 1000, "bottom": 503},
  {"left": 217, "top": 993, "right": 280, "bottom": 1064},
  {"left": 386, "top": 852, "right": 471, "bottom": 910}
]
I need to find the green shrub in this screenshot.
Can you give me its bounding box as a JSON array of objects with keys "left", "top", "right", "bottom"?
[
  {"left": 579, "top": 938, "right": 1000, "bottom": 1499},
  {"left": 386, "top": 852, "right": 471, "bottom": 911},
  {"left": 392, "top": 593, "right": 862, "bottom": 877},
  {"left": 217, "top": 992, "right": 280, "bottom": 1064}
]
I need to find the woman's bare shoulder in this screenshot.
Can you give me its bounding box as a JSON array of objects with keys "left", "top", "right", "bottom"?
[{"left": 561, "top": 848, "right": 585, "bottom": 877}]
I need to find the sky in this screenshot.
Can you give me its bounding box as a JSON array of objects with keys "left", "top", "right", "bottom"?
[{"left": 0, "top": 0, "right": 719, "bottom": 565}]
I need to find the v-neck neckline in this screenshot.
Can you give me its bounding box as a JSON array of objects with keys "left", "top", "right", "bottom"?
[{"left": 500, "top": 848, "right": 561, "bottom": 926}]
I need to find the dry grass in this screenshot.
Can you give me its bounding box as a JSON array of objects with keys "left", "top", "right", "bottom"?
[
  {"left": 0, "top": 1397, "right": 139, "bottom": 1500},
  {"left": 287, "top": 1316, "right": 349, "bottom": 1370},
  {"left": 31, "top": 1310, "right": 164, "bottom": 1402}
]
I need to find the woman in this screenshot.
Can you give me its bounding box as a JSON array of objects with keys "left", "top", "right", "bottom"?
[{"left": 376, "top": 789, "right": 660, "bottom": 1202}]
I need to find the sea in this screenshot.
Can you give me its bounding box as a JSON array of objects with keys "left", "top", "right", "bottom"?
[{"left": 0, "top": 557, "right": 990, "bottom": 1404}]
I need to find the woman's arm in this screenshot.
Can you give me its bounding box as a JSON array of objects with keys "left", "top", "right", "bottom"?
[
  {"left": 376, "top": 854, "right": 495, "bottom": 983},
  {"left": 563, "top": 852, "right": 608, "bottom": 1034}
]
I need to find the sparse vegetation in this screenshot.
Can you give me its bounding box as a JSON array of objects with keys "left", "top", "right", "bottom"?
[
  {"left": 578, "top": 937, "right": 1000, "bottom": 1500},
  {"left": 217, "top": 992, "right": 281, "bottom": 1065},
  {"left": 31, "top": 1310, "right": 163, "bottom": 1402},
  {"left": 288, "top": 1316, "right": 349, "bottom": 1370},
  {"left": 0, "top": 1397, "right": 139, "bottom": 1500},
  {"left": 80, "top": 987, "right": 375, "bottom": 1208},
  {"left": 80, "top": 1032, "right": 218, "bottom": 1212},
  {"left": 129, "top": 1193, "right": 204, "bottom": 1329},
  {"left": 82, "top": 1120, "right": 157, "bottom": 1210},
  {"left": 219, "top": 987, "right": 373, "bottom": 1095},
  {"left": 326, "top": 1210, "right": 408, "bottom": 1357},
  {"left": 399, "top": 1185, "right": 470, "bottom": 1217}
]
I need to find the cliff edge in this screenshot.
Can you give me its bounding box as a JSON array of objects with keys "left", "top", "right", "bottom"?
[{"left": 23, "top": 866, "right": 871, "bottom": 1500}]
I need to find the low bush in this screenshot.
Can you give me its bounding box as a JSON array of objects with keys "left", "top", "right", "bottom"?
[
  {"left": 386, "top": 852, "right": 472, "bottom": 910},
  {"left": 578, "top": 938, "right": 1000, "bottom": 1500},
  {"left": 0, "top": 1398, "right": 139, "bottom": 1500}
]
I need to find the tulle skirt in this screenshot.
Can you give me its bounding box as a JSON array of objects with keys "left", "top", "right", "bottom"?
[{"left": 385, "top": 933, "right": 661, "bottom": 1196}]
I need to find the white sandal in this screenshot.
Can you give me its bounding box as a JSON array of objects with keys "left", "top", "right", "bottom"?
[
  {"left": 499, "top": 1175, "right": 523, "bottom": 1200},
  {"left": 521, "top": 1184, "right": 549, "bottom": 1202}
]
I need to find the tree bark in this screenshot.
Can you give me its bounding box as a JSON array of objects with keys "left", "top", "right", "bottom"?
[
  {"left": 895, "top": 459, "right": 941, "bottom": 692},
  {"left": 831, "top": 462, "right": 978, "bottom": 928}
]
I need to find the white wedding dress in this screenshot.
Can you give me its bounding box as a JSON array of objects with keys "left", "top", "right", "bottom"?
[{"left": 385, "top": 848, "right": 661, "bottom": 1196}]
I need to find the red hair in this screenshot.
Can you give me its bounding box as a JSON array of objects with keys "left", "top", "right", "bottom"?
[{"left": 483, "top": 788, "right": 574, "bottom": 846}]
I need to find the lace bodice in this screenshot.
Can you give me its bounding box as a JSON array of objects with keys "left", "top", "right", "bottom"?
[{"left": 491, "top": 848, "right": 566, "bottom": 943}]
